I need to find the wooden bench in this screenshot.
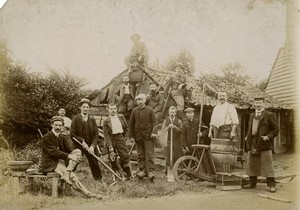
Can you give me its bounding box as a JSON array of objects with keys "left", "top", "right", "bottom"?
[{"left": 12, "top": 171, "right": 64, "bottom": 198}]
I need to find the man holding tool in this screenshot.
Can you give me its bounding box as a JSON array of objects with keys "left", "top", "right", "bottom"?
[{"left": 103, "top": 103, "right": 133, "bottom": 180}]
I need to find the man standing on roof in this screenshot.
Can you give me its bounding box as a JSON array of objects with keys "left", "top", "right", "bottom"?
[
  {"left": 124, "top": 33, "right": 149, "bottom": 72},
  {"left": 146, "top": 82, "right": 164, "bottom": 122},
  {"left": 58, "top": 107, "right": 72, "bottom": 135},
  {"left": 129, "top": 94, "right": 157, "bottom": 180},
  {"left": 166, "top": 63, "right": 187, "bottom": 120},
  {"left": 208, "top": 91, "right": 239, "bottom": 139},
  {"left": 70, "top": 98, "right": 103, "bottom": 181},
  {"left": 182, "top": 108, "right": 210, "bottom": 154},
  {"left": 243, "top": 96, "right": 279, "bottom": 193},
  {"left": 114, "top": 75, "right": 135, "bottom": 114}
]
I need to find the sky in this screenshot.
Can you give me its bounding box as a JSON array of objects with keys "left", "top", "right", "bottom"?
[{"left": 0, "top": 0, "right": 286, "bottom": 89}]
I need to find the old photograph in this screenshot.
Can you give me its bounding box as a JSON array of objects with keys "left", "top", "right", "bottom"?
[{"left": 0, "top": 0, "right": 299, "bottom": 209}]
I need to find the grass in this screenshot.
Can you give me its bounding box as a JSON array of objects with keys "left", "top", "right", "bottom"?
[
  {"left": 0, "top": 148, "right": 214, "bottom": 210},
  {"left": 1, "top": 146, "right": 298, "bottom": 210}
]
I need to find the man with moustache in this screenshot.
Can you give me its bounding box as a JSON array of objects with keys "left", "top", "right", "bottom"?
[
  {"left": 208, "top": 91, "right": 239, "bottom": 139},
  {"left": 70, "top": 98, "right": 102, "bottom": 181},
  {"left": 41, "top": 116, "right": 101, "bottom": 198},
  {"left": 103, "top": 103, "right": 132, "bottom": 180},
  {"left": 129, "top": 94, "right": 157, "bottom": 180},
  {"left": 243, "top": 96, "right": 279, "bottom": 193},
  {"left": 182, "top": 108, "right": 210, "bottom": 155},
  {"left": 161, "top": 106, "right": 183, "bottom": 171},
  {"left": 114, "top": 75, "right": 135, "bottom": 114},
  {"left": 146, "top": 82, "right": 164, "bottom": 121}
]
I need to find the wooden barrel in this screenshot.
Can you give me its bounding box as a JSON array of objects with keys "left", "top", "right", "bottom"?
[{"left": 210, "top": 138, "right": 238, "bottom": 172}]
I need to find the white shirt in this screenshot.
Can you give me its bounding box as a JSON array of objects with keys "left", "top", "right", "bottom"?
[
  {"left": 81, "top": 113, "right": 88, "bottom": 122},
  {"left": 210, "top": 102, "right": 239, "bottom": 128},
  {"left": 110, "top": 115, "right": 124, "bottom": 134},
  {"left": 124, "top": 84, "right": 130, "bottom": 94},
  {"left": 63, "top": 116, "right": 72, "bottom": 128}
]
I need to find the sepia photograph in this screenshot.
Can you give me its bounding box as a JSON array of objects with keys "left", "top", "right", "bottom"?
[{"left": 0, "top": 0, "right": 299, "bottom": 209}]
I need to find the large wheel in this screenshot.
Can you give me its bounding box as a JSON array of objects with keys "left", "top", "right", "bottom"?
[{"left": 173, "top": 155, "right": 200, "bottom": 185}]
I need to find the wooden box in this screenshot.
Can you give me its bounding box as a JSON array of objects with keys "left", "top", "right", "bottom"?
[{"left": 216, "top": 172, "right": 242, "bottom": 191}]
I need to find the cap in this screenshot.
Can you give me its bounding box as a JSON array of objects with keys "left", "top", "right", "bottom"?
[
  {"left": 253, "top": 96, "right": 265, "bottom": 101},
  {"left": 130, "top": 33, "right": 141, "bottom": 41},
  {"left": 185, "top": 107, "right": 195, "bottom": 113},
  {"left": 135, "top": 93, "right": 146, "bottom": 100},
  {"left": 51, "top": 116, "right": 64, "bottom": 123}
]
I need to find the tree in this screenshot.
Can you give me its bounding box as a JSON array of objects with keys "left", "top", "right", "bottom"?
[
  {"left": 163, "top": 49, "right": 195, "bottom": 76},
  {"left": 0, "top": 43, "right": 90, "bottom": 147},
  {"left": 255, "top": 78, "right": 268, "bottom": 91}
]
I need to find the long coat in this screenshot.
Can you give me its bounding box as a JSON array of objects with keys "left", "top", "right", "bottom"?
[
  {"left": 245, "top": 110, "right": 279, "bottom": 151},
  {"left": 103, "top": 114, "right": 128, "bottom": 148},
  {"left": 129, "top": 105, "right": 157, "bottom": 141},
  {"left": 41, "top": 131, "right": 74, "bottom": 172},
  {"left": 162, "top": 117, "right": 183, "bottom": 165},
  {"left": 182, "top": 118, "right": 209, "bottom": 151},
  {"left": 70, "top": 114, "right": 99, "bottom": 147}
]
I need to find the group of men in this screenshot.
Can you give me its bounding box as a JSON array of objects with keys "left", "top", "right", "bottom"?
[{"left": 40, "top": 33, "right": 279, "bottom": 197}]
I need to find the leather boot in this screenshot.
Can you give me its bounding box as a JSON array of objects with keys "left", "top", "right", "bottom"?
[{"left": 243, "top": 176, "right": 257, "bottom": 189}]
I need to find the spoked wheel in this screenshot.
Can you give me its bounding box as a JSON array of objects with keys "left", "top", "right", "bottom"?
[{"left": 174, "top": 155, "right": 200, "bottom": 185}]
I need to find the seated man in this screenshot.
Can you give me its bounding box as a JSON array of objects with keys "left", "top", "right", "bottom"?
[
  {"left": 146, "top": 82, "right": 164, "bottom": 122},
  {"left": 124, "top": 33, "right": 149, "bottom": 72},
  {"left": 41, "top": 116, "right": 101, "bottom": 199}
]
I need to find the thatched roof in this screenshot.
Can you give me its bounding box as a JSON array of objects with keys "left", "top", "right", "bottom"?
[{"left": 90, "top": 67, "right": 291, "bottom": 110}]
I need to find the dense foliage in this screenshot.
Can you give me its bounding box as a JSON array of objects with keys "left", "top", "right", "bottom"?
[{"left": 0, "top": 42, "right": 89, "bottom": 147}]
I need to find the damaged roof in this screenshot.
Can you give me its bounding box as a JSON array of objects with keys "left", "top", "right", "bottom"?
[{"left": 90, "top": 67, "right": 291, "bottom": 110}]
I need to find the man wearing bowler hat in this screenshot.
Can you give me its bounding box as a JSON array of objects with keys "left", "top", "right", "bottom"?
[
  {"left": 41, "top": 116, "right": 101, "bottom": 198},
  {"left": 70, "top": 98, "right": 102, "bottom": 181},
  {"left": 129, "top": 93, "right": 157, "bottom": 180},
  {"left": 243, "top": 96, "right": 279, "bottom": 193}
]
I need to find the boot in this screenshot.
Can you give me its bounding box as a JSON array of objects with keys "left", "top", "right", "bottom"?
[
  {"left": 243, "top": 176, "right": 257, "bottom": 189},
  {"left": 137, "top": 170, "right": 147, "bottom": 178},
  {"left": 123, "top": 167, "right": 133, "bottom": 180}
]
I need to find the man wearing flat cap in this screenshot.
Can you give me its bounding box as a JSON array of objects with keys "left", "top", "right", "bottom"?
[
  {"left": 129, "top": 94, "right": 157, "bottom": 180},
  {"left": 124, "top": 33, "right": 149, "bottom": 72},
  {"left": 243, "top": 96, "right": 279, "bottom": 193},
  {"left": 70, "top": 98, "right": 103, "bottom": 181},
  {"left": 114, "top": 75, "right": 135, "bottom": 114},
  {"left": 182, "top": 107, "right": 209, "bottom": 154},
  {"left": 165, "top": 63, "right": 187, "bottom": 120},
  {"left": 41, "top": 116, "right": 101, "bottom": 198}
]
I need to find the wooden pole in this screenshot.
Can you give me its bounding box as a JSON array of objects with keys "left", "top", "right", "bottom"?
[{"left": 257, "top": 194, "right": 292, "bottom": 203}]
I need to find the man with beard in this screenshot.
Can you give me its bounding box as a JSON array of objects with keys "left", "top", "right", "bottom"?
[
  {"left": 41, "top": 116, "right": 101, "bottom": 198},
  {"left": 70, "top": 98, "right": 102, "bottom": 181},
  {"left": 114, "top": 75, "right": 135, "bottom": 114},
  {"left": 243, "top": 96, "right": 279, "bottom": 193},
  {"left": 146, "top": 82, "right": 164, "bottom": 121},
  {"left": 208, "top": 91, "right": 239, "bottom": 139},
  {"left": 182, "top": 108, "right": 209, "bottom": 155},
  {"left": 129, "top": 94, "right": 157, "bottom": 180},
  {"left": 103, "top": 103, "right": 132, "bottom": 180},
  {"left": 161, "top": 106, "right": 183, "bottom": 172}
]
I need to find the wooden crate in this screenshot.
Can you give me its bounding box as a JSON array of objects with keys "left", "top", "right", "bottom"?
[{"left": 215, "top": 172, "right": 242, "bottom": 191}]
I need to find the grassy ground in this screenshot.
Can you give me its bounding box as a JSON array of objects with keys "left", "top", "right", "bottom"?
[{"left": 0, "top": 148, "right": 299, "bottom": 210}]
